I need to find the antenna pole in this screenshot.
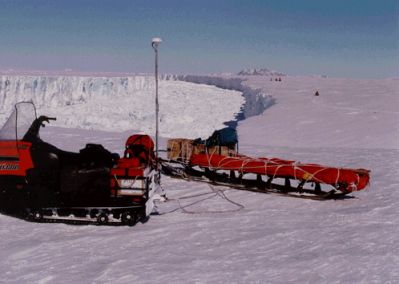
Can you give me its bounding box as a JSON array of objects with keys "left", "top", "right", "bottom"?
[{"left": 151, "top": 37, "right": 162, "bottom": 168}]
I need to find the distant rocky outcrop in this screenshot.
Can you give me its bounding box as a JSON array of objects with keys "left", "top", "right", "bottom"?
[{"left": 237, "top": 68, "right": 285, "bottom": 77}]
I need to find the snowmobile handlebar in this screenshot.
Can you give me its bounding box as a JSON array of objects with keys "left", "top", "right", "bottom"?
[
  {"left": 38, "top": 116, "right": 57, "bottom": 123},
  {"left": 22, "top": 116, "right": 57, "bottom": 142}
]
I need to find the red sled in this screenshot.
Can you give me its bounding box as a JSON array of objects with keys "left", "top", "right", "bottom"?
[
  {"left": 163, "top": 130, "right": 370, "bottom": 199},
  {"left": 190, "top": 153, "right": 370, "bottom": 193}
]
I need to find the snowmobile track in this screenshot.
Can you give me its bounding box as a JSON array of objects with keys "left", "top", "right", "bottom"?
[{"left": 21, "top": 205, "right": 145, "bottom": 226}]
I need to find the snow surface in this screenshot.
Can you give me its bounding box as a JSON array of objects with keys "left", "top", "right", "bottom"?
[
  {"left": 238, "top": 76, "right": 399, "bottom": 149},
  {"left": 0, "top": 76, "right": 244, "bottom": 138},
  {"left": 1, "top": 75, "right": 399, "bottom": 283}
]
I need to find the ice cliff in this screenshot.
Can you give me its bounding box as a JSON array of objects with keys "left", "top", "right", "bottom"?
[
  {"left": 0, "top": 75, "right": 244, "bottom": 138},
  {"left": 164, "top": 75, "right": 275, "bottom": 118}
]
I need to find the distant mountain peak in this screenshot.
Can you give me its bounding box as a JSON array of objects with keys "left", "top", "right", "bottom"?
[{"left": 237, "top": 68, "right": 285, "bottom": 76}]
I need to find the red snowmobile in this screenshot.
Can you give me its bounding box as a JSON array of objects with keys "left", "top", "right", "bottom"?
[{"left": 0, "top": 102, "right": 160, "bottom": 225}]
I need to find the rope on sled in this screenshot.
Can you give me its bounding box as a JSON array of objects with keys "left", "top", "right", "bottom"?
[
  {"left": 166, "top": 139, "right": 362, "bottom": 192},
  {"left": 201, "top": 151, "right": 352, "bottom": 190}
]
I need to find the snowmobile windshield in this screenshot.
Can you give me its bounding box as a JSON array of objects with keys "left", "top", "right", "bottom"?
[{"left": 0, "top": 102, "right": 37, "bottom": 141}]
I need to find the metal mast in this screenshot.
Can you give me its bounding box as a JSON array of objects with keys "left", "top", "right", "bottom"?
[{"left": 151, "top": 37, "right": 162, "bottom": 166}]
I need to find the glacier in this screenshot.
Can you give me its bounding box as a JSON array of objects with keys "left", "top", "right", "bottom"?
[
  {"left": 164, "top": 74, "right": 275, "bottom": 118},
  {"left": 0, "top": 75, "right": 244, "bottom": 138}
]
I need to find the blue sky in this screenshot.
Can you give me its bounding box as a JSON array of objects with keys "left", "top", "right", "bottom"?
[{"left": 0, "top": 0, "right": 397, "bottom": 78}]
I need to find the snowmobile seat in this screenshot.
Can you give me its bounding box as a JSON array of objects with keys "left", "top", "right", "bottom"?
[
  {"left": 29, "top": 140, "right": 80, "bottom": 170},
  {"left": 79, "top": 143, "right": 119, "bottom": 169}
]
